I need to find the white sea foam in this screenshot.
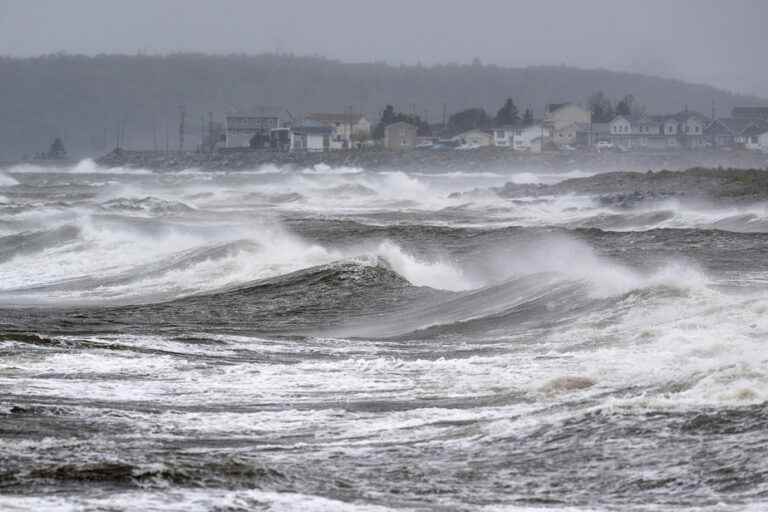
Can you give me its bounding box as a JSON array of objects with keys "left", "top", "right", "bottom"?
[
  {"left": 0, "top": 490, "right": 398, "bottom": 512},
  {"left": 302, "top": 163, "right": 365, "bottom": 175},
  {"left": 7, "top": 159, "right": 154, "bottom": 175},
  {"left": 0, "top": 171, "right": 19, "bottom": 186}
]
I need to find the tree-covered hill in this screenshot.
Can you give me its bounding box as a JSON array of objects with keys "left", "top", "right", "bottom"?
[{"left": 0, "top": 53, "right": 765, "bottom": 158}]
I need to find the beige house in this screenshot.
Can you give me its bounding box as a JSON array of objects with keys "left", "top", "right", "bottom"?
[
  {"left": 384, "top": 122, "right": 418, "bottom": 150},
  {"left": 552, "top": 122, "right": 584, "bottom": 146}
]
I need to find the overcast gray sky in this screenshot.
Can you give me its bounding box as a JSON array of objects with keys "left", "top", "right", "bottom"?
[{"left": 1, "top": 0, "right": 766, "bottom": 98}]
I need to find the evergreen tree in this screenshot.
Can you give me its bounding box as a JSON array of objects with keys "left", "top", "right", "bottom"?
[
  {"left": 495, "top": 98, "right": 520, "bottom": 126},
  {"left": 373, "top": 105, "right": 431, "bottom": 139},
  {"left": 615, "top": 94, "right": 635, "bottom": 117},
  {"left": 588, "top": 91, "right": 614, "bottom": 122},
  {"left": 448, "top": 108, "right": 490, "bottom": 133}
]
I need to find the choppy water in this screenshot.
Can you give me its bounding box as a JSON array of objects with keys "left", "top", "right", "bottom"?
[{"left": 1, "top": 160, "right": 768, "bottom": 511}]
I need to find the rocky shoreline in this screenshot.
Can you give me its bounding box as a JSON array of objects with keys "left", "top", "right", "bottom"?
[
  {"left": 94, "top": 147, "right": 768, "bottom": 175},
  {"left": 488, "top": 167, "right": 768, "bottom": 204}
]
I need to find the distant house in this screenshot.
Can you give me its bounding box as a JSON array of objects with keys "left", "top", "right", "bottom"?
[
  {"left": 758, "top": 130, "right": 768, "bottom": 151},
  {"left": 608, "top": 115, "right": 666, "bottom": 149},
  {"left": 704, "top": 118, "right": 756, "bottom": 148},
  {"left": 742, "top": 121, "right": 768, "bottom": 150},
  {"left": 492, "top": 126, "right": 516, "bottom": 148},
  {"left": 384, "top": 122, "right": 418, "bottom": 150},
  {"left": 604, "top": 111, "right": 709, "bottom": 150},
  {"left": 291, "top": 126, "right": 334, "bottom": 152},
  {"left": 551, "top": 122, "right": 583, "bottom": 147},
  {"left": 225, "top": 109, "right": 282, "bottom": 148},
  {"left": 672, "top": 110, "right": 708, "bottom": 148},
  {"left": 453, "top": 129, "right": 494, "bottom": 147},
  {"left": 514, "top": 124, "right": 546, "bottom": 152},
  {"left": 304, "top": 113, "right": 371, "bottom": 149},
  {"left": 732, "top": 107, "right": 768, "bottom": 121}
]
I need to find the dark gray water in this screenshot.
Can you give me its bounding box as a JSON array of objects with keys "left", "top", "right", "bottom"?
[{"left": 1, "top": 160, "right": 767, "bottom": 511}]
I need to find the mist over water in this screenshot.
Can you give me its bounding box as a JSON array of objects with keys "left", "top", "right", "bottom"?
[{"left": 1, "top": 160, "right": 768, "bottom": 510}]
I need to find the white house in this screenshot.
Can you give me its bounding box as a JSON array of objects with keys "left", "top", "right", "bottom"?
[
  {"left": 608, "top": 116, "right": 635, "bottom": 148},
  {"left": 492, "top": 126, "right": 516, "bottom": 147},
  {"left": 757, "top": 130, "right": 768, "bottom": 152},
  {"left": 304, "top": 113, "right": 371, "bottom": 150},
  {"left": 291, "top": 126, "right": 334, "bottom": 152},
  {"left": 514, "top": 124, "right": 547, "bottom": 152}
]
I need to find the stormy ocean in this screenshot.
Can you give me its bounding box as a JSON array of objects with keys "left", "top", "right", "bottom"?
[{"left": 1, "top": 160, "right": 767, "bottom": 511}]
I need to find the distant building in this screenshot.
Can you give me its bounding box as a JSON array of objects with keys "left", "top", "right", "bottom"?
[
  {"left": 672, "top": 110, "right": 708, "bottom": 148},
  {"left": 603, "top": 111, "right": 709, "bottom": 150},
  {"left": 290, "top": 126, "right": 334, "bottom": 152},
  {"left": 492, "top": 126, "right": 516, "bottom": 148},
  {"left": 731, "top": 107, "right": 768, "bottom": 121},
  {"left": 704, "top": 118, "right": 756, "bottom": 148},
  {"left": 552, "top": 122, "right": 584, "bottom": 147},
  {"left": 384, "top": 122, "right": 418, "bottom": 150},
  {"left": 513, "top": 124, "right": 546, "bottom": 152},
  {"left": 741, "top": 121, "right": 768, "bottom": 150},
  {"left": 304, "top": 113, "right": 371, "bottom": 149},
  {"left": 225, "top": 109, "right": 282, "bottom": 148},
  {"left": 757, "top": 130, "right": 768, "bottom": 151}
]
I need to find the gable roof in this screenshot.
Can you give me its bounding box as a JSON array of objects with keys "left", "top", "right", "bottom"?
[
  {"left": 546, "top": 103, "right": 569, "bottom": 113},
  {"left": 385, "top": 121, "right": 417, "bottom": 131},
  {"left": 293, "top": 125, "right": 334, "bottom": 135},
  {"left": 719, "top": 118, "right": 757, "bottom": 135},
  {"left": 742, "top": 120, "right": 768, "bottom": 137}
]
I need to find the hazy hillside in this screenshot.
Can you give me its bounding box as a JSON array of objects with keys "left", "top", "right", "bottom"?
[{"left": 1, "top": 53, "right": 766, "bottom": 159}]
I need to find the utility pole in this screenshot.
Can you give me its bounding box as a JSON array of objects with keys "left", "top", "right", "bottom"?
[
  {"left": 178, "top": 105, "right": 186, "bottom": 152},
  {"left": 208, "top": 112, "right": 214, "bottom": 154},
  {"left": 153, "top": 117, "right": 158, "bottom": 152},
  {"left": 200, "top": 115, "right": 205, "bottom": 153},
  {"left": 442, "top": 103, "right": 448, "bottom": 132}
]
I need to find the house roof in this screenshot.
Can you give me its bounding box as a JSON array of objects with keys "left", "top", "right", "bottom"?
[
  {"left": 715, "top": 118, "right": 756, "bottom": 135},
  {"left": 546, "top": 103, "right": 570, "bottom": 113},
  {"left": 293, "top": 125, "right": 334, "bottom": 135},
  {"left": 305, "top": 113, "right": 367, "bottom": 124},
  {"left": 385, "top": 121, "right": 417, "bottom": 130},
  {"left": 742, "top": 120, "right": 768, "bottom": 137},
  {"left": 732, "top": 107, "right": 768, "bottom": 120}
]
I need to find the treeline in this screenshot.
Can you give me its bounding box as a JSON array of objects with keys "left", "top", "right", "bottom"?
[
  {"left": 373, "top": 99, "right": 535, "bottom": 137},
  {"left": 0, "top": 53, "right": 764, "bottom": 157}
]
